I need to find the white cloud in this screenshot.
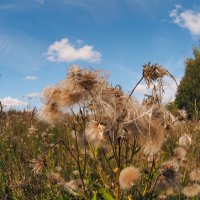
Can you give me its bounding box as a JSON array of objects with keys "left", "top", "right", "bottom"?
[
  {"left": 24, "top": 75, "right": 37, "bottom": 80},
  {"left": 46, "top": 38, "right": 101, "bottom": 63},
  {"left": 169, "top": 5, "right": 200, "bottom": 36},
  {"left": 135, "top": 83, "right": 148, "bottom": 94},
  {"left": 0, "top": 96, "right": 27, "bottom": 107},
  {"left": 26, "top": 92, "right": 40, "bottom": 98}
]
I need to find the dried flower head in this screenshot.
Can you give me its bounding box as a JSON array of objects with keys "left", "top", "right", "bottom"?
[
  {"left": 178, "top": 134, "right": 192, "bottom": 147},
  {"left": 182, "top": 184, "right": 200, "bottom": 197},
  {"left": 63, "top": 179, "right": 86, "bottom": 196},
  {"left": 155, "top": 162, "right": 179, "bottom": 193},
  {"left": 143, "top": 120, "right": 164, "bottom": 155},
  {"left": 29, "top": 157, "right": 46, "bottom": 175},
  {"left": 154, "top": 176, "right": 172, "bottom": 193},
  {"left": 36, "top": 103, "right": 64, "bottom": 124},
  {"left": 143, "top": 63, "right": 177, "bottom": 87},
  {"left": 119, "top": 166, "right": 140, "bottom": 190},
  {"left": 162, "top": 159, "right": 180, "bottom": 172},
  {"left": 174, "top": 147, "right": 186, "bottom": 161},
  {"left": 59, "top": 89, "right": 83, "bottom": 107},
  {"left": 48, "top": 172, "right": 64, "bottom": 185},
  {"left": 189, "top": 168, "right": 200, "bottom": 182},
  {"left": 41, "top": 85, "right": 62, "bottom": 105},
  {"left": 85, "top": 120, "right": 106, "bottom": 146},
  {"left": 66, "top": 65, "right": 102, "bottom": 92},
  {"left": 177, "top": 109, "right": 188, "bottom": 121},
  {"left": 28, "top": 125, "right": 38, "bottom": 135}
]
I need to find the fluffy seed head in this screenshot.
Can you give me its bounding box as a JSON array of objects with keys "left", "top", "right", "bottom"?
[
  {"left": 63, "top": 179, "right": 86, "bottom": 196},
  {"left": 162, "top": 159, "right": 180, "bottom": 172},
  {"left": 49, "top": 172, "right": 64, "bottom": 185},
  {"left": 189, "top": 168, "right": 200, "bottom": 182},
  {"left": 143, "top": 120, "right": 164, "bottom": 155},
  {"left": 182, "top": 184, "right": 200, "bottom": 197},
  {"left": 178, "top": 134, "right": 192, "bottom": 147},
  {"left": 174, "top": 147, "right": 186, "bottom": 160},
  {"left": 36, "top": 104, "right": 64, "bottom": 124},
  {"left": 119, "top": 166, "right": 140, "bottom": 190},
  {"left": 85, "top": 120, "right": 106, "bottom": 146}
]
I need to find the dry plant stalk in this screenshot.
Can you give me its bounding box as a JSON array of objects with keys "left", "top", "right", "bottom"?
[{"left": 36, "top": 64, "right": 178, "bottom": 199}]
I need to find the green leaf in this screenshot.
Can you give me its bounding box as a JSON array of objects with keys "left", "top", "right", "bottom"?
[
  {"left": 92, "top": 191, "right": 97, "bottom": 200},
  {"left": 99, "top": 187, "right": 115, "bottom": 200}
]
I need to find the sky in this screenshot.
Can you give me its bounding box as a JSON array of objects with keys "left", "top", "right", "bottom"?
[{"left": 0, "top": 0, "right": 200, "bottom": 109}]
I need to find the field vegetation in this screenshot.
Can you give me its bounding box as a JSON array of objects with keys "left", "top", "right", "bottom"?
[{"left": 0, "top": 63, "right": 200, "bottom": 200}]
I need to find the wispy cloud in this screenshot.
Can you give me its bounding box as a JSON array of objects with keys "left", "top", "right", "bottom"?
[
  {"left": 0, "top": 4, "right": 15, "bottom": 10},
  {"left": 169, "top": 5, "right": 200, "bottom": 36},
  {"left": 24, "top": 75, "right": 38, "bottom": 80},
  {"left": 0, "top": 32, "right": 45, "bottom": 73},
  {"left": 26, "top": 92, "right": 40, "bottom": 98},
  {"left": 36, "top": 0, "right": 45, "bottom": 5},
  {"left": 0, "top": 96, "right": 27, "bottom": 107},
  {"left": 46, "top": 38, "right": 101, "bottom": 63}
]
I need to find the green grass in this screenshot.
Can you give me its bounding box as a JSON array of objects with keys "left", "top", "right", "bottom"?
[{"left": 0, "top": 110, "right": 200, "bottom": 199}]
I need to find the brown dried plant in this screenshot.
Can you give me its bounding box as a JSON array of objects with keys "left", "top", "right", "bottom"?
[{"left": 35, "top": 64, "right": 179, "bottom": 199}]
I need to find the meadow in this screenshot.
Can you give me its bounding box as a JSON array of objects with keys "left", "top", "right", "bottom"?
[{"left": 0, "top": 64, "right": 200, "bottom": 200}]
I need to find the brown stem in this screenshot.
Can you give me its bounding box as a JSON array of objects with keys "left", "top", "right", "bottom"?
[{"left": 129, "top": 76, "right": 144, "bottom": 98}]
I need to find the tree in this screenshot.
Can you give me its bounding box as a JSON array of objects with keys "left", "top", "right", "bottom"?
[{"left": 175, "top": 47, "right": 200, "bottom": 119}]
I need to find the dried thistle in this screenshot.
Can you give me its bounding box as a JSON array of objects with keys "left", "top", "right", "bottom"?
[
  {"left": 177, "top": 109, "right": 188, "bottom": 121},
  {"left": 62, "top": 179, "right": 86, "bottom": 196},
  {"left": 154, "top": 162, "right": 180, "bottom": 194},
  {"left": 178, "top": 134, "right": 192, "bottom": 147},
  {"left": 48, "top": 172, "right": 65, "bottom": 185},
  {"left": 29, "top": 157, "right": 46, "bottom": 175},
  {"left": 182, "top": 184, "right": 200, "bottom": 197},
  {"left": 85, "top": 120, "right": 107, "bottom": 147},
  {"left": 174, "top": 147, "right": 187, "bottom": 161},
  {"left": 189, "top": 168, "right": 200, "bottom": 182},
  {"left": 36, "top": 103, "right": 64, "bottom": 124},
  {"left": 119, "top": 166, "right": 140, "bottom": 190},
  {"left": 143, "top": 63, "right": 177, "bottom": 87}
]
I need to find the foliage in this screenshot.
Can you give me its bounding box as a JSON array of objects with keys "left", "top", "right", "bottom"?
[{"left": 175, "top": 47, "right": 200, "bottom": 119}]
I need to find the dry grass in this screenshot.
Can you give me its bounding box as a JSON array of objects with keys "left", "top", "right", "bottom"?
[{"left": 0, "top": 65, "right": 200, "bottom": 200}]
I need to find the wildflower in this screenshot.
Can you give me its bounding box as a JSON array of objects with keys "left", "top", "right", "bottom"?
[
  {"left": 119, "top": 166, "right": 140, "bottom": 190},
  {"left": 189, "top": 168, "right": 200, "bottom": 182},
  {"left": 178, "top": 134, "right": 192, "bottom": 147},
  {"left": 29, "top": 157, "right": 46, "bottom": 175},
  {"left": 182, "top": 184, "right": 200, "bottom": 197}
]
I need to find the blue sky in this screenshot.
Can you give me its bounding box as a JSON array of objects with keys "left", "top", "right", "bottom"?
[{"left": 0, "top": 0, "right": 200, "bottom": 108}]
